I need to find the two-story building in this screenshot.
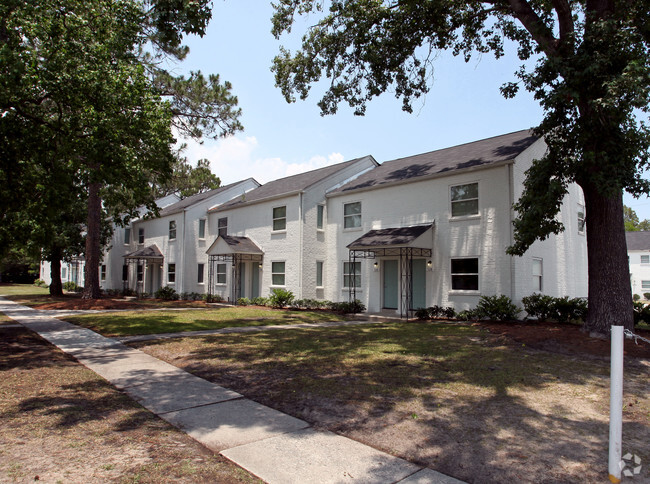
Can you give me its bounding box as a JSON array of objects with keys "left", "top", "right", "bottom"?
[{"left": 626, "top": 231, "right": 650, "bottom": 298}]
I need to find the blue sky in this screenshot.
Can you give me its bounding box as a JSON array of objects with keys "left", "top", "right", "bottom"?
[{"left": 173, "top": 1, "right": 650, "bottom": 220}]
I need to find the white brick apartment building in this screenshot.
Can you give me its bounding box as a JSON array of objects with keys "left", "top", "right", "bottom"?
[{"left": 626, "top": 231, "right": 650, "bottom": 298}]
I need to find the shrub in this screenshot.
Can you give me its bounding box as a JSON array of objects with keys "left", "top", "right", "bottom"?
[
  {"left": 415, "top": 308, "right": 429, "bottom": 320},
  {"left": 268, "top": 288, "right": 295, "bottom": 308},
  {"left": 644, "top": 293, "right": 650, "bottom": 301},
  {"left": 474, "top": 295, "right": 520, "bottom": 321},
  {"left": 426, "top": 305, "right": 456, "bottom": 319},
  {"left": 329, "top": 299, "right": 366, "bottom": 314},
  {"left": 121, "top": 288, "right": 136, "bottom": 297},
  {"left": 179, "top": 292, "right": 190, "bottom": 301},
  {"left": 203, "top": 293, "right": 223, "bottom": 303},
  {"left": 550, "top": 296, "right": 588, "bottom": 323},
  {"left": 457, "top": 309, "right": 480, "bottom": 321},
  {"left": 441, "top": 306, "right": 456, "bottom": 319},
  {"left": 237, "top": 297, "right": 251, "bottom": 306},
  {"left": 155, "top": 286, "right": 178, "bottom": 301},
  {"left": 63, "top": 281, "right": 81, "bottom": 292},
  {"left": 251, "top": 296, "right": 269, "bottom": 306},
  {"left": 633, "top": 301, "right": 650, "bottom": 326},
  {"left": 290, "top": 298, "right": 305, "bottom": 309},
  {"left": 633, "top": 293, "right": 641, "bottom": 301},
  {"left": 522, "top": 293, "right": 556, "bottom": 321},
  {"left": 33, "top": 279, "right": 48, "bottom": 287}
]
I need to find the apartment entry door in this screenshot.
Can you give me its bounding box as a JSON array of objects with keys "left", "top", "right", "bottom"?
[
  {"left": 237, "top": 262, "right": 261, "bottom": 300},
  {"left": 383, "top": 260, "right": 399, "bottom": 309}
]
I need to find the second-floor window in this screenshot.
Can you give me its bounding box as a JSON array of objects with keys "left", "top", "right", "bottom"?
[
  {"left": 218, "top": 217, "right": 227, "bottom": 236},
  {"left": 273, "top": 206, "right": 286, "bottom": 231},
  {"left": 317, "top": 205, "right": 325, "bottom": 229},
  {"left": 343, "top": 202, "right": 361, "bottom": 229},
  {"left": 169, "top": 220, "right": 177, "bottom": 240},
  {"left": 577, "top": 204, "right": 585, "bottom": 233},
  {"left": 450, "top": 183, "right": 479, "bottom": 217},
  {"left": 198, "top": 219, "right": 206, "bottom": 239},
  {"left": 124, "top": 227, "right": 130, "bottom": 244},
  {"left": 138, "top": 228, "right": 145, "bottom": 244},
  {"left": 642, "top": 255, "right": 650, "bottom": 265}
]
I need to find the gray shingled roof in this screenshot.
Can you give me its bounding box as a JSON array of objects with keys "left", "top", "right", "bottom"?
[
  {"left": 219, "top": 235, "right": 263, "bottom": 254},
  {"left": 124, "top": 245, "right": 163, "bottom": 260},
  {"left": 332, "top": 130, "right": 539, "bottom": 194},
  {"left": 157, "top": 179, "right": 257, "bottom": 217},
  {"left": 348, "top": 224, "right": 433, "bottom": 249},
  {"left": 214, "top": 157, "right": 374, "bottom": 211},
  {"left": 626, "top": 231, "right": 650, "bottom": 250}
]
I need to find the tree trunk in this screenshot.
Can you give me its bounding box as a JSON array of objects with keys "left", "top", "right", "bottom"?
[
  {"left": 49, "top": 254, "right": 63, "bottom": 297},
  {"left": 582, "top": 183, "right": 633, "bottom": 335},
  {"left": 82, "top": 181, "right": 102, "bottom": 299}
]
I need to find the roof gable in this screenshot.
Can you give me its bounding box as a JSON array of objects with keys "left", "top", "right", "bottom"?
[{"left": 333, "top": 130, "right": 539, "bottom": 194}]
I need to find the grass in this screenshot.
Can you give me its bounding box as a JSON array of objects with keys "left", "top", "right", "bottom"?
[
  {"left": 0, "top": 283, "right": 50, "bottom": 297},
  {"left": 0, "top": 326, "right": 260, "bottom": 483},
  {"left": 65, "top": 307, "right": 349, "bottom": 336},
  {"left": 133, "top": 321, "right": 650, "bottom": 483}
]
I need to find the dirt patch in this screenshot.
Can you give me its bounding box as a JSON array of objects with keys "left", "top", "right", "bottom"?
[
  {"left": 479, "top": 320, "right": 650, "bottom": 359},
  {"left": 0, "top": 327, "right": 260, "bottom": 484}
]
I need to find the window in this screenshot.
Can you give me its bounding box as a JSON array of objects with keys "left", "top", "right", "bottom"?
[
  {"left": 577, "top": 204, "right": 585, "bottom": 233},
  {"left": 61, "top": 267, "right": 67, "bottom": 279},
  {"left": 343, "top": 261, "right": 361, "bottom": 288},
  {"left": 169, "top": 220, "right": 177, "bottom": 240},
  {"left": 272, "top": 261, "right": 286, "bottom": 285},
  {"left": 122, "top": 264, "right": 128, "bottom": 281},
  {"left": 317, "top": 205, "right": 325, "bottom": 230},
  {"left": 273, "top": 206, "right": 286, "bottom": 231},
  {"left": 532, "top": 258, "right": 543, "bottom": 292},
  {"left": 218, "top": 217, "right": 227, "bottom": 236},
  {"left": 198, "top": 219, "right": 206, "bottom": 239},
  {"left": 137, "top": 264, "right": 143, "bottom": 282},
  {"left": 343, "top": 202, "right": 361, "bottom": 229},
  {"left": 643, "top": 281, "right": 650, "bottom": 290},
  {"left": 450, "top": 258, "right": 479, "bottom": 291},
  {"left": 316, "top": 261, "right": 323, "bottom": 287},
  {"left": 641, "top": 255, "right": 649, "bottom": 265},
  {"left": 100, "top": 264, "right": 106, "bottom": 281},
  {"left": 168, "top": 263, "right": 176, "bottom": 283},
  {"left": 138, "top": 228, "right": 145, "bottom": 244},
  {"left": 124, "top": 227, "right": 131, "bottom": 244},
  {"left": 451, "top": 183, "right": 479, "bottom": 217},
  {"left": 197, "top": 263, "right": 204, "bottom": 284},
  {"left": 216, "top": 263, "right": 227, "bottom": 284}
]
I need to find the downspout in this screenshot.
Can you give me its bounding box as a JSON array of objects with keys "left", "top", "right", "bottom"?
[
  {"left": 298, "top": 192, "right": 304, "bottom": 299},
  {"left": 508, "top": 163, "right": 515, "bottom": 301},
  {"left": 180, "top": 209, "right": 186, "bottom": 294}
]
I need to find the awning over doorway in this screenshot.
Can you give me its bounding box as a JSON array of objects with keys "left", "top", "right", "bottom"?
[
  {"left": 123, "top": 244, "right": 164, "bottom": 262},
  {"left": 206, "top": 235, "right": 264, "bottom": 302}
]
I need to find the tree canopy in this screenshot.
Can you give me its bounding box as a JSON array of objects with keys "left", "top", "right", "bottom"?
[
  {"left": 271, "top": 0, "right": 650, "bottom": 333},
  {"left": 624, "top": 205, "right": 650, "bottom": 231}
]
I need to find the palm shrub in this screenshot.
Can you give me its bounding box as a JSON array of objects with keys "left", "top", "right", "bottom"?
[
  {"left": 269, "top": 288, "right": 295, "bottom": 308},
  {"left": 474, "top": 295, "right": 521, "bottom": 321},
  {"left": 155, "top": 286, "right": 178, "bottom": 301},
  {"left": 237, "top": 297, "right": 251, "bottom": 306}
]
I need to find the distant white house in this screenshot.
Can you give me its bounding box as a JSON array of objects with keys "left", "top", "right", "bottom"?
[
  {"left": 626, "top": 231, "right": 650, "bottom": 298},
  {"left": 43, "top": 129, "right": 589, "bottom": 316}
]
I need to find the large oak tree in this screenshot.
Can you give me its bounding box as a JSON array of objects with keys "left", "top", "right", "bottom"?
[{"left": 271, "top": 0, "right": 650, "bottom": 335}]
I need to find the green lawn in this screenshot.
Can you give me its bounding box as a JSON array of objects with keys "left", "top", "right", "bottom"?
[
  {"left": 65, "top": 307, "right": 349, "bottom": 336},
  {"left": 0, "top": 283, "right": 50, "bottom": 297}
]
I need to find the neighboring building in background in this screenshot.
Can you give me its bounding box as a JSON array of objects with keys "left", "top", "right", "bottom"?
[{"left": 626, "top": 231, "right": 650, "bottom": 298}]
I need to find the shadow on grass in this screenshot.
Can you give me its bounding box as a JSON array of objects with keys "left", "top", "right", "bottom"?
[{"left": 135, "top": 321, "right": 650, "bottom": 482}]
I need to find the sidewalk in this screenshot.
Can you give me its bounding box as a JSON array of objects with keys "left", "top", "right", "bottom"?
[{"left": 0, "top": 297, "right": 465, "bottom": 484}]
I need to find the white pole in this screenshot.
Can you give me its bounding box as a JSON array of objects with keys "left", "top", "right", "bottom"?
[{"left": 608, "top": 325, "right": 624, "bottom": 483}]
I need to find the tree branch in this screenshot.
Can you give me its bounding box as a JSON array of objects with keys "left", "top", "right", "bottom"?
[{"left": 505, "top": 0, "right": 559, "bottom": 57}]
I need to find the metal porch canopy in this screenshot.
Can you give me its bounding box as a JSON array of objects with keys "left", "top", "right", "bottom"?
[
  {"left": 123, "top": 244, "right": 163, "bottom": 294},
  {"left": 346, "top": 223, "right": 434, "bottom": 319},
  {"left": 206, "top": 235, "right": 263, "bottom": 302}
]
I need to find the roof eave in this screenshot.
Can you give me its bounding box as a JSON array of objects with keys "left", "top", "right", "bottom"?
[{"left": 209, "top": 189, "right": 303, "bottom": 213}]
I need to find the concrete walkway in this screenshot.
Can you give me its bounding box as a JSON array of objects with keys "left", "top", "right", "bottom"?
[{"left": 0, "top": 297, "right": 465, "bottom": 484}]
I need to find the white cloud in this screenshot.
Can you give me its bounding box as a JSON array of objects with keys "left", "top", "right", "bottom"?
[{"left": 179, "top": 135, "right": 346, "bottom": 185}]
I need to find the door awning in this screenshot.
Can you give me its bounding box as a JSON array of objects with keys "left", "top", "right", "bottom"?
[
  {"left": 347, "top": 223, "right": 434, "bottom": 251},
  {"left": 124, "top": 244, "right": 164, "bottom": 262},
  {"left": 207, "top": 235, "right": 263, "bottom": 260}
]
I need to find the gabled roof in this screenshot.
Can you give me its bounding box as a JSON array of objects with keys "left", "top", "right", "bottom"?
[
  {"left": 626, "top": 231, "right": 650, "bottom": 251},
  {"left": 211, "top": 156, "right": 376, "bottom": 212},
  {"left": 206, "top": 235, "right": 264, "bottom": 256},
  {"left": 348, "top": 224, "right": 434, "bottom": 249},
  {"left": 157, "top": 178, "right": 258, "bottom": 217},
  {"left": 331, "top": 130, "right": 539, "bottom": 195},
  {"left": 124, "top": 245, "right": 163, "bottom": 260}
]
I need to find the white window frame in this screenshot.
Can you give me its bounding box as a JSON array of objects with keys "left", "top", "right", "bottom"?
[
  {"left": 343, "top": 261, "right": 361, "bottom": 288},
  {"left": 271, "top": 261, "right": 286, "bottom": 286},
  {"left": 198, "top": 219, "right": 206, "bottom": 239},
  {"left": 450, "top": 182, "right": 479, "bottom": 218},
  {"left": 168, "top": 263, "right": 176, "bottom": 284},
  {"left": 343, "top": 201, "right": 361, "bottom": 229},
  {"left": 124, "top": 227, "right": 131, "bottom": 245},
  {"left": 100, "top": 264, "right": 106, "bottom": 281},
  {"left": 169, "top": 220, "right": 177, "bottom": 240},
  {"left": 317, "top": 204, "right": 325, "bottom": 230},
  {"left": 641, "top": 255, "right": 650, "bottom": 265},
  {"left": 532, "top": 258, "right": 543, "bottom": 292},
  {"left": 642, "top": 280, "right": 650, "bottom": 291},
  {"left": 316, "top": 261, "right": 324, "bottom": 288},
  {"left": 216, "top": 263, "right": 227, "bottom": 284},
  {"left": 197, "top": 263, "right": 205, "bottom": 284},
  {"left": 138, "top": 228, "right": 145, "bottom": 244},
  {"left": 450, "top": 257, "right": 479, "bottom": 292},
  {"left": 218, "top": 217, "right": 228, "bottom": 237},
  {"left": 61, "top": 267, "right": 67, "bottom": 279},
  {"left": 137, "top": 264, "right": 144, "bottom": 282},
  {"left": 272, "top": 206, "right": 286, "bottom": 232}
]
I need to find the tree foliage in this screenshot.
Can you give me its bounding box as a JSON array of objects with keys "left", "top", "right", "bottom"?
[
  {"left": 624, "top": 205, "right": 650, "bottom": 231},
  {"left": 271, "top": 0, "right": 650, "bottom": 333},
  {"left": 154, "top": 146, "right": 221, "bottom": 199}
]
